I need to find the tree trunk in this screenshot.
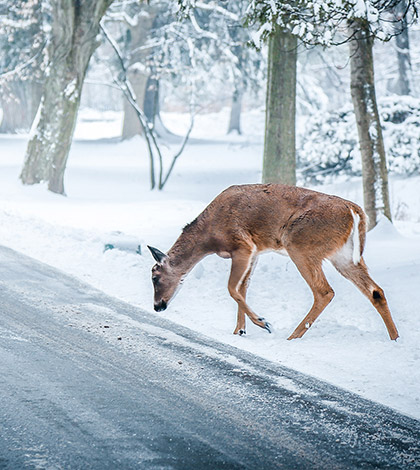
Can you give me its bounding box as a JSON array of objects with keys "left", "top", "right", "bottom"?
[
  {"left": 20, "top": 0, "right": 113, "bottom": 195},
  {"left": 349, "top": 20, "right": 392, "bottom": 230},
  {"left": 21, "top": 71, "right": 84, "bottom": 194},
  {"left": 394, "top": 0, "right": 411, "bottom": 95},
  {"left": 262, "top": 26, "right": 297, "bottom": 186},
  {"left": 227, "top": 87, "right": 243, "bottom": 135},
  {"left": 144, "top": 76, "right": 160, "bottom": 124},
  {"left": 121, "top": 7, "right": 157, "bottom": 140},
  {"left": 122, "top": 68, "right": 149, "bottom": 138}
]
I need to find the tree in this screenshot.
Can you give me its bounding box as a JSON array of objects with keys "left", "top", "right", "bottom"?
[
  {"left": 0, "top": 0, "right": 45, "bottom": 133},
  {"left": 262, "top": 26, "right": 297, "bottom": 185},
  {"left": 102, "top": 2, "right": 159, "bottom": 139},
  {"left": 247, "top": 0, "right": 417, "bottom": 228},
  {"left": 225, "top": 8, "right": 265, "bottom": 136},
  {"left": 299, "top": 95, "right": 420, "bottom": 183},
  {"left": 177, "top": 0, "right": 264, "bottom": 131},
  {"left": 348, "top": 19, "right": 391, "bottom": 228},
  {"left": 394, "top": 0, "right": 412, "bottom": 95},
  {"left": 20, "top": 0, "right": 114, "bottom": 195},
  {"left": 227, "top": 87, "right": 243, "bottom": 134}
]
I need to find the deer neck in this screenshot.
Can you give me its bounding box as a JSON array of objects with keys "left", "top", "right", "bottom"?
[{"left": 167, "top": 225, "right": 210, "bottom": 277}]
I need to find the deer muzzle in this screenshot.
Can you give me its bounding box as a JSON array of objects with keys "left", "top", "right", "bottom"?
[{"left": 154, "top": 300, "right": 167, "bottom": 312}]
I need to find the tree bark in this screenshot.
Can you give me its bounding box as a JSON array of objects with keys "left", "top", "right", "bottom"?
[
  {"left": 227, "top": 87, "right": 243, "bottom": 135},
  {"left": 262, "top": 26, "right": 297, "bottom": 186},
  {"left": 394, "top": 0, "right": 411, "bottom": 95},
  {"left": 20, "top": 0, "right": 113, "bottom": 195},
  {"left": 349, "top": 20, "right": 392, "bottom": 229}
]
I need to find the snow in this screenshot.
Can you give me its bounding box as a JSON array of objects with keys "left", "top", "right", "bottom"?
[{"left": 1, "top": 108, "right": 420, "bottom": 420}]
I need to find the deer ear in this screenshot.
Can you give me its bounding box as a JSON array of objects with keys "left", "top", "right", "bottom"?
[{"left": 147, "top": 245, "right": 168, "bottom": 264}]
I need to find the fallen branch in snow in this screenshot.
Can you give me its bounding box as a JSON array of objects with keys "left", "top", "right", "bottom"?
[{"left": 100, "top": 23, "right": 194, "bottom": 190}]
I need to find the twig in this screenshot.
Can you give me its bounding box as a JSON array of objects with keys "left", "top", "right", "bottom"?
[
  {"left": 100, "top": 22, "right": 195, "bottom": 191},
  {"left": 159, "top": 114, "right": 194, "bottom": 189},
  {"left": 101, "top": 22, "right": 156, "bottom": 189}
]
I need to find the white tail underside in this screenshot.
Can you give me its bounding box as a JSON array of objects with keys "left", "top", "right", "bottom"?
[{"left": 351, "top": 210, "right": 361, "bottom": 265}]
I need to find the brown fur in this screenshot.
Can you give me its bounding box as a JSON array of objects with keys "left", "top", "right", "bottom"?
[{"left": 149, "top": 184, "right": 399, "bottom": 340}]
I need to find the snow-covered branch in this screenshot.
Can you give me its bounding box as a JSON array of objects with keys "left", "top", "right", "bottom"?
[{"left": 194, "top": 1, "right": 240, "bottom": 22}]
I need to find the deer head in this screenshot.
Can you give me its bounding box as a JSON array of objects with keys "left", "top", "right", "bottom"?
[{"left": 148, "top": 245, "right": 183, "bottom": 312}]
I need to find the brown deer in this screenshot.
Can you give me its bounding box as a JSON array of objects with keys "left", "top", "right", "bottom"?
[{"left": 148, "top": 184, "right": 399, "bottom": 340}]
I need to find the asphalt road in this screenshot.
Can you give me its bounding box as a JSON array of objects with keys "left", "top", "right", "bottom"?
[{"left": 0, "top": 245, "right": 419, "bottom": 470}]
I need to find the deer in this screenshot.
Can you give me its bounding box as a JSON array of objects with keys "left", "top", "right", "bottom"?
[{"left": 148, "top": 184, "right": 399, "bottom": 341}]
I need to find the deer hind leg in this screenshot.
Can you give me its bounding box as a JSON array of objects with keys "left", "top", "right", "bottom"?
[
  {"left": 287, "top": 251, "right": 335, "bottom": 340},
  {"left": 331, "top": 257, "right": 399, "bottom": 340},
  {"left": 233, "top": 258, "right": 256, "bottom": 336},
  {"left": 228, "top": 249, "right": 271, "bottom": 334}
]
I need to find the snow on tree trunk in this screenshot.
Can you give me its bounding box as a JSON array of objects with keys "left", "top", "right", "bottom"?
[
  {"left": 21, "top": 73, "right": 84, "bottom": 194},
  {"left": 227, "top": 87, "right": 243, "bottom": 135},
  {"left": 262, "top": 26, "right": 297, "bottom": 186},
  {"left": 349, "top": 20, "right": 392, "bottom": 230},
  {"left": 20, "top": 0, "right": 113, "bottom": 195},
  {"left": 394, "top": 0, "right": 411, "bottom": 96}
]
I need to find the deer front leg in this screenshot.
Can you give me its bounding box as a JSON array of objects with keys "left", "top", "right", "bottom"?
[
  {"left": 233, "top": 259, "right": 255, "bottom": 335},
  {"left": 234, "top": 307, "right": 246, "bottom": 336},
  {"left": 228, "top": 249, "right": 271, "bottom": 334}
]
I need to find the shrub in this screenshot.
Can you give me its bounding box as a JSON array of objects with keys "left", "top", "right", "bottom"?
[{"left": 298, "top": 95, "right": 420, "bottom": 184}]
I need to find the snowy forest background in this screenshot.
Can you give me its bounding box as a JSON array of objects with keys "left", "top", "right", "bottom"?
[
  {"left": 1, "top": 0, "right": 420, "bottom": 204},
  {"left": 1, "top": 1, "right": 420, "bottom": 419}
]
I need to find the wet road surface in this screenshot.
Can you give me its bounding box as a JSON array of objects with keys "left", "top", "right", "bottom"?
[{"left": 0, "top": 245, "right": 419, "bottom": 469}]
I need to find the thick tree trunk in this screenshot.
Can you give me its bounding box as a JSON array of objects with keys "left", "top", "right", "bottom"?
[
  {"left": 21, "top": 69, "right": 85, "bottom": 193},
  {"left": 20, "top": 0, "right": 113, "bottom": 195},
  {"left": 395, "top": 0, "right": 411, "bottom": 95},
  {"left": 349, "top": 20, "right": 392, "bottom": 229},
  {"left": 262, "top": 26, "right": 297, "bottom": 185},
  {"left": 227, "top": 87, "right": 243, "bottom": 135}
]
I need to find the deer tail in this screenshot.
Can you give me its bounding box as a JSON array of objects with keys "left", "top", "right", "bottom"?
[{"left": 350, "top": 206, "right": 367, "bottom": 265}]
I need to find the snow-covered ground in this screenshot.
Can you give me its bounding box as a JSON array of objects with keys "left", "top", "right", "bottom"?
[{"left": 1, "top": 108, "right": 420, "bottom": 420}]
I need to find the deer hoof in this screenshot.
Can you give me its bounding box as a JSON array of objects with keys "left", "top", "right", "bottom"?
[
  {"left": 257, "top": 317, "right": 272, "bottom": 333},
  {"left": 287, "top": 328, "right": 306, "bottom": 340},
  {"left": 239, "top": 329, "right": 246, "bottom": 336},
  {"left": 262, "top": 321, "right": 272, "bottom": 333},
  {"left": 264, "top": 322, "right": 272, "bottom": 334}
]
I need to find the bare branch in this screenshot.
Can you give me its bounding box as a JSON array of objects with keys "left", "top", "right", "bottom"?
[
  {"left": 100, "top": 21, "right": 194, "bottom": 191},
  {"left": 100, "top": 22, "right": 156, "bottom": 189},
  {"left": 159, "top": 114, "right": 194, "bottom": 189}
]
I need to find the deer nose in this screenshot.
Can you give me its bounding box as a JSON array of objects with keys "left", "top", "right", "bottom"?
[{"left": 154, "top": 300, "right": 167, "bottom": 312}]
